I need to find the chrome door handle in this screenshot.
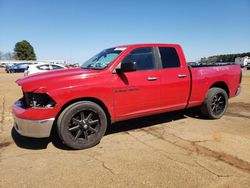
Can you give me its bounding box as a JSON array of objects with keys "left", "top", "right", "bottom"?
[
  {"left": 147, "top": 77, "right": 158, "bottom": 81},
  {"left": 178, "top": 74, "right": 187, "bottom": 78}
]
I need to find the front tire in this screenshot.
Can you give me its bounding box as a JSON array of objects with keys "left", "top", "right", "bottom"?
[
  {"left": 57, "top": 101, "right": 107, "bottom": 149},
  {"left": 201, "top": 87, "right": 228, "bottom": 119}
]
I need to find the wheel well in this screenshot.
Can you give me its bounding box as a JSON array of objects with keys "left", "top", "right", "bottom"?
[
  {"left": 57, "top": 97, "right": 111, "bottom": 124},
  {"left": 210, "top": 82, "right": 229, "bottom": 97}
]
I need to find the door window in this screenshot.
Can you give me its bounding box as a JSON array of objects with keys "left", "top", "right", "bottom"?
[
  {"left": 122, "top": 48, "right": 155, "bottom": 71},
  {"left": 159, "top": 47, "right": 180, "bottom": 68}
]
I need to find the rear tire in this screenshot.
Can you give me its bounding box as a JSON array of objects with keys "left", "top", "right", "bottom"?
[
  {"left": 200, "top": 87, "right": 228, "bottom": 119},
  {"left": 57, "top": 101, "right": 107, "bottom": 149}
]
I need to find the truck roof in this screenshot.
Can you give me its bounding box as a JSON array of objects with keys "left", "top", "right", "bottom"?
[{"left": 114, "top": 43, "right": 181, "bottom": 49}]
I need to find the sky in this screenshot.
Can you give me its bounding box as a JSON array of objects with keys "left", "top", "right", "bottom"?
[{"left": 0, "top": 0, "right": 250, "bottom": 63}]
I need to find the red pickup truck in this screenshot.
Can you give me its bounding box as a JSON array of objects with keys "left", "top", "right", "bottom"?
[{"left": 12, "top": 44, "right": 242, "bottom": 149}]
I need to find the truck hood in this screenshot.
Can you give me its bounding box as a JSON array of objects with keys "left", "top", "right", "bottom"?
[{"left": 17, "top": 68, "right": 101, "bottom": 92}]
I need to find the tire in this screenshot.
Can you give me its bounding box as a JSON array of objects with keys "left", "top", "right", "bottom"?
[
  {"left": 200, "top": 87, "right": 228, "bottom": 119},
  {"left": 57, "top": 101, "right": 107, "bottom": 149}
]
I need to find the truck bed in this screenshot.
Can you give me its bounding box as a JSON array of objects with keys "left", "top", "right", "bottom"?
[{"left": 187, "top": 64, "right": 241, "bottom": 108}]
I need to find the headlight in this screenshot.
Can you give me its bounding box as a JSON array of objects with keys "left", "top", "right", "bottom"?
[{"left": 23, "top": 92, "right": 56, "bottom": 108}]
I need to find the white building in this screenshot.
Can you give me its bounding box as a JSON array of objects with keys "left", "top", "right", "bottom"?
[{"left": 235, "top": 56, "right": 250, "bottom": 67}]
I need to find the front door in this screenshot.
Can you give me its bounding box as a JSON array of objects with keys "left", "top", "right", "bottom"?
[{"left": 113, "top": 47, "right": 161, "bottom": 121}]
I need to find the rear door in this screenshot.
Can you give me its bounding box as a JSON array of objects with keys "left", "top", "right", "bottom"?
[
  {"left": 113, "top": 47, "right": 161, "bottom": 120},
  {"left": 157, "top": 47, "right": 190, "bottom": 110}
]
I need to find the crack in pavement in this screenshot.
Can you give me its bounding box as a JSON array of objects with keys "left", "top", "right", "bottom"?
[
  {"left": 126, "top": 130, "right": 239, "bottom": 178},
  {"left": 139, "top": 127, "right": 250, "bottom": 175},
  {"left": 0, "top": 150, "right": 116, "bottom": 176},
  {"left": 195, "top": 160, "right": 233, "bottom": 178},
  {"left": 86, "top": 154, "right": 115, "bottom": 175},
  {"left": 101, "top": 160, "right": 115, "bottom": 175},
  {"left": 126, "top": 131, "right": 194, "bottom": 167}
]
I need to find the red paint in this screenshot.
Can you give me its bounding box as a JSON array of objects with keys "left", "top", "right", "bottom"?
[{"left": 13, "top": 44, "right": 241, "bottom": 122}]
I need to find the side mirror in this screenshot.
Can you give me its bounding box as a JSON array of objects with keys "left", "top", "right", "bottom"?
[{"left": 120, "top": 61, "right": 137, "bottom": 72}]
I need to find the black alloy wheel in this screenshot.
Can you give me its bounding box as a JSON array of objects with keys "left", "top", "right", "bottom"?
[
  {"left": 201, "top": 87, "right": 228, "bottom": 119},
  {"left": 68, "top": 110, "right": 100, "bottom": 142},
  {"left": 57, "top": 101, "right": 108, "bottom": 149},
  {"left": 210, "top": 93, "right": 226, "bottom": 117}
]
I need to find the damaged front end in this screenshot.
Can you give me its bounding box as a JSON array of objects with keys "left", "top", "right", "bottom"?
[
  {"left": 13, "top": 87, "right": 58, "bottom": 138},
  {"left": 22, "top": 92, "right": 56, "bottom": 108}
]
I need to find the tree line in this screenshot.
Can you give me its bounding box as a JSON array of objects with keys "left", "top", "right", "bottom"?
[{"left": 201, "top": 52, "right": 250, "bottom": 63}]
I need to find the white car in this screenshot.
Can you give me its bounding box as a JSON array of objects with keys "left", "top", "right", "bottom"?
[{"left": 24, "top": 63, "right": 67, "bottom": 76}]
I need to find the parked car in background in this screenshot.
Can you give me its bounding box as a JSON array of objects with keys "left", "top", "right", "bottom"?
[
  {"left": 235, "top": 56, "right": 250, "bottom": 68},
  {"left": 5, "top": 63, "right": 29, "bottom": 73},
  {"left": 0, "top": 63, "right": 7, "bottom": 68},
  {"left": 24, "top": 63, "right": 67, "bottom": 76},
  {"left": 187, "top": 62, "right": 200, "bottom": 67},
  {"left": 5, "top": 64, "right": 14, "bottom": 73}
]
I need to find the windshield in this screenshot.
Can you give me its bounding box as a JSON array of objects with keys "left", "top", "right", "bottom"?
[{"left": 81, "top": 47, "right": 126, "bottom": 70}]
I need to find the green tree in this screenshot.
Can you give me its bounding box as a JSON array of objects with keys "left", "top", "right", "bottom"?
[{"left": 14, "top": 40, "right": 36, "bottom": 60}]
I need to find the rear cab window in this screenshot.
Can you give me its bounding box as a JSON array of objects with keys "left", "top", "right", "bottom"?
[{"left": 158, "top": 47, "right": 180, "bottom": 68}]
